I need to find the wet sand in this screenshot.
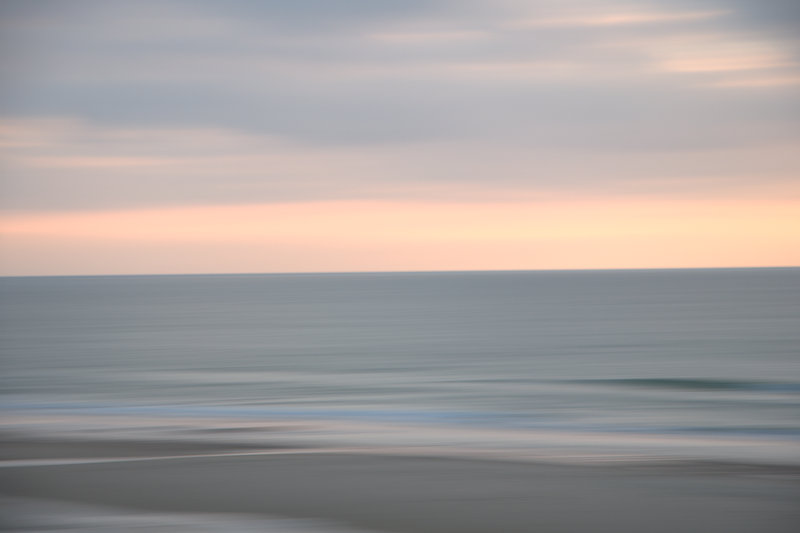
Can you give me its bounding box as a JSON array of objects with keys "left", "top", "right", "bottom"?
[{"left": 1, "top": 438, "right": 798, "bottom": 533}]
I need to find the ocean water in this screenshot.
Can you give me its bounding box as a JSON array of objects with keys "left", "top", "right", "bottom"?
[{"left": 1, "top": 268, "right": 799, "bottom": 465}]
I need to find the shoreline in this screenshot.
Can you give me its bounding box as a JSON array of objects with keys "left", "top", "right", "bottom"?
[
  {"left": 0, "top": 434, "right": 301, "bottom": 462},
  {"left": 3, "top": 432, "right": 800, "bottom": 473},
  {"left": 2, "top": 436, "right": 799, "bottom": 533}
]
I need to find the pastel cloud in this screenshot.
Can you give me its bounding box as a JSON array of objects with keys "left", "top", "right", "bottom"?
[
  {"left": 3, "top": 118, "right": 799, "bottom": 213},
  {"left": 511, "top": 9, "right": 727, "bottom": 29},
  {"left": 1, "top": 0, "right": 798, "bottom": 274},
  {"left": 2, "top": 0, "right": 797, "bottom": 149}
]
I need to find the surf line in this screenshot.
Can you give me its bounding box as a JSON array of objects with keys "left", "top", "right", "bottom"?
[{"left": 0, "top": 448, "right": 368, "bottom": 468}]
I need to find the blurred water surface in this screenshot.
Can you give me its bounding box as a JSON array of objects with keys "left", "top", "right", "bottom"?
[{"left": 1, "top": 268, "right": 799, "bottom": 462}]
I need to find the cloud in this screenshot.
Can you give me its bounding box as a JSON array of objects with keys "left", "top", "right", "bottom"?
[
  {"left": 511, "top": 9, "right": 726, "bottom": 29},
  {"left": 2, "top": 118, "right": 798, "bottom": 212},
  {"left": 0, "top": 0, "right": 798, "bottom": 212}
]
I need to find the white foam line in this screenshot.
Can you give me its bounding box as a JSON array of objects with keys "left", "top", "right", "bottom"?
[
  {"left": 0, "top": 448, "right": 364, "bottom": 468},
  {"left": 0, "top": 446, "right": 700, "bottom": 469},
  {"left": 0, "top": 447, "right": 643, "bottom": 468},
  {"left": 4, "top": 445, "right": 797, "bottom": 469}
]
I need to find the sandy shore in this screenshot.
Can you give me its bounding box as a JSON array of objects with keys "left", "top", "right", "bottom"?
[{"left": 1, "top": 438, "right": 799, "bottom": 533}]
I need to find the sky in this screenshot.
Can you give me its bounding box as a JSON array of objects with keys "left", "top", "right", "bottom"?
[{"left": 1, "top": 0, "right": 799, "bottom": 275}]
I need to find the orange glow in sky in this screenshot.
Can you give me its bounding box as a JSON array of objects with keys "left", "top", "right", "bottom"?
[{"left": 3, "top": 197, "right": 798, "bottom": 276}]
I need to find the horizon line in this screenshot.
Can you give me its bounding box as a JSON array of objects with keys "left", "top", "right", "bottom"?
[{"left": 2, "top": 265, "right": 798, "bottom": 280}]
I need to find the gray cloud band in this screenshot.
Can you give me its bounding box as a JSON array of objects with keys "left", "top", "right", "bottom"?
[{"left": 1, "top": 0, "right": 798, "bottom": 211}]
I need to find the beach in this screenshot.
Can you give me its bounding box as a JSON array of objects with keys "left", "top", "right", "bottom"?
[{"left": 2, "top": 435, "right": 799, "bottom": 533}]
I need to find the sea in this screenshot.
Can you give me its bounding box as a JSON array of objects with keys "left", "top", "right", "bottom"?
[{"left": 1, "top": 268, "right": 799, "bottom": 531}]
